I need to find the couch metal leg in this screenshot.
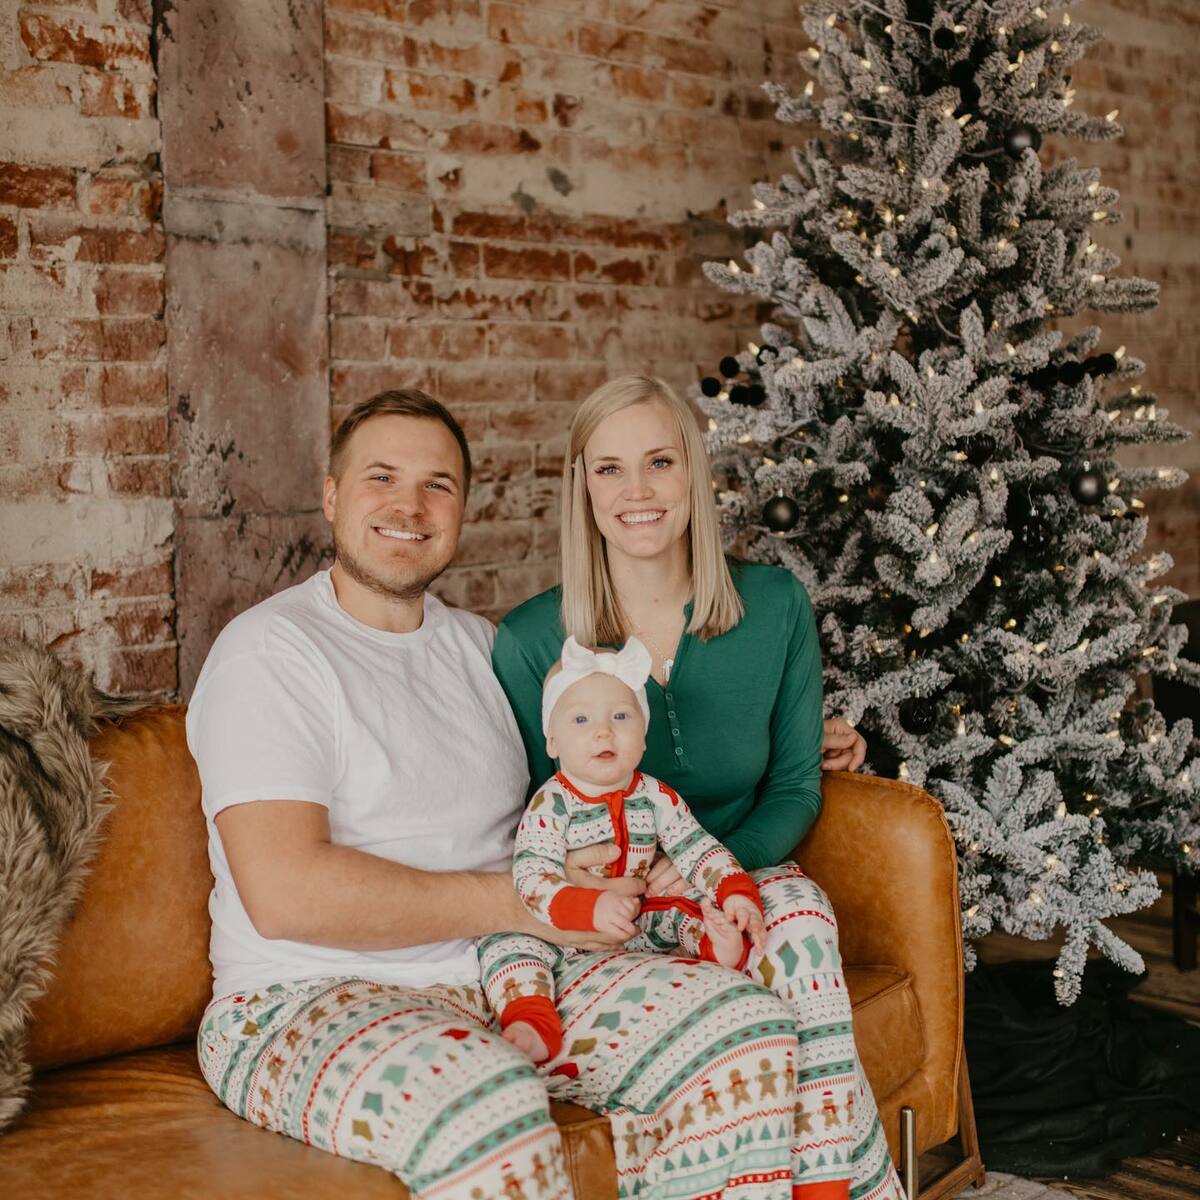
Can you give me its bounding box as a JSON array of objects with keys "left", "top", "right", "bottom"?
[{"left": 900, "top": 1106, "right": 917, "bottom": 1200}]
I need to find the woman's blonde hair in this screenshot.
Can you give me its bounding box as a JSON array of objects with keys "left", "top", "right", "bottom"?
[{"left": 560, "top": 374, "right": 744, "bottom": 646}]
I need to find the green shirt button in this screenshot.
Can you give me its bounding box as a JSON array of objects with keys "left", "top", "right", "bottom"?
[
  {"left": 672, "top": 728, "right": 680, "bottom": 736},
  {"left": 675, "top": 746, "right": 684, "bottom": 755},
  {"left": 667, "top": 710, "right": 676, "bottom": 719}
]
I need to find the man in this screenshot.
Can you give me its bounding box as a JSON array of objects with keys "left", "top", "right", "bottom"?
[{"left": 187, "top": 390, "right": 814, "bottom": 1200}]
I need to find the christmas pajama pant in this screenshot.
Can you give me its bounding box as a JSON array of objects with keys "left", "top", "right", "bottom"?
[
  {"left": 196, "top": 865, "right": 901, "bottom": 1200},
  {"left": 478, "top": 862, "right": 901, "bottom": 1200}
]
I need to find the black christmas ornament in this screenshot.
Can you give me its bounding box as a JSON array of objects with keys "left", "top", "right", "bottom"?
[
  {"left": 700, "top": 376, "right": 722, "bottom": 398},
  {"left": 1070, "top": 468, "right": 1105, "bottom": 506},
  {"left": 729, "top": 384, "right": 753, "bottom": 406},
  {"left": 1013, "top": 493, "right": 1052, "bottom": 552},
  {"left": 932, "top": 26, "right": 957, "bottom": 50},
  {"left": 763, "top": 494, "right": 800, "bottom": 533},
  {"left": 1085, "top": 352, "right": 1118, "bottom": 376},
  {"left": 746, "top": 383, "right": 766, "bottom": 406},
  {"left": 899, "top": 696, "right": 937, "bottom": 734},
  {"left": 1004, "top": 124, "right": 1042, "bottom": 159},
  {"left": 1027, "top": 365, "right": 1058, "bottom": 390},
  {"left": 962, "top": 432, "right": 997, "bottom": 467},
  {"left": 719, "top": 355, "right": 741, "bottom": 378},
  {"left": 1058, "top": 360, "right": 1086, "bottom": 385},
  {"left": 954, "top": 81, "right": 981, "bottom": 116},
  {"left": 756, "top": 344, "right": 779, "bottom": 364}
]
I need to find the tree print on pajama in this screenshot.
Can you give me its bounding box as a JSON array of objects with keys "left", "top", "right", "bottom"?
[{"left": 197, "top": 954, "right": 806, "bottom": 1200}]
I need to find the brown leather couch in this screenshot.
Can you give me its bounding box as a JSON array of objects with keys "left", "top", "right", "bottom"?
[{"left": 0, "top": 706, "right": 981, "bottom": 1198}]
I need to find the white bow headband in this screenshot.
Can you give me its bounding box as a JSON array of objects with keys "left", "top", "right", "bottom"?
[{"left": 541, "top": 636, "right": 652, "bottom": 737}]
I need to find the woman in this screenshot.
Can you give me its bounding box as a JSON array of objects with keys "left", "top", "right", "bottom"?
[{"left": 493, "top": 375, "right": 902, "bottom": 1200}]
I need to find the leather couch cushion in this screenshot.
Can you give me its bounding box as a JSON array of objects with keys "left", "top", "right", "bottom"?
[
  {"left": 0, "top": 1045, "right": 615, "bottom": 1200},
  {"left": 2, "top": 967, "right": 920, "bottom": 1199},
  {"left": 27, "top": 708, "right": 213, "bottom": 1072}
]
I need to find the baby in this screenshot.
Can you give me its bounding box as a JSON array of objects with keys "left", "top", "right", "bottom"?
[{"left": 478, "top": 636, "right": 766, "bottom": 1065}]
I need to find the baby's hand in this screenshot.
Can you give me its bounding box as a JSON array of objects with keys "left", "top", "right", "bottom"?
[
  {"left": 722, "top": 894, "right": 766, "bottom": 953},
  {"left": 594, "top": 891, "right": 640, "bottom": 940}
]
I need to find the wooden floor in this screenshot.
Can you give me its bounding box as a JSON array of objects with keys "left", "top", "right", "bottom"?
[{"left": 961, "top": 871, "right": 1200, "bottom": 1200}]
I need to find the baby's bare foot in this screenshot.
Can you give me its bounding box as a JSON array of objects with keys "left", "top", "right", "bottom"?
[
  {"left": 701, "top": 900, "right": 745, "bottom": 969},
  {"left": 503, "top": 1020, "right": 550, "bottom": 1063}
]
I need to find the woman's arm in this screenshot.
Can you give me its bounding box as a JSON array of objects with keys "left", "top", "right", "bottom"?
[{"left": 720, "top": 578, "right": 825, "bottom": 871}]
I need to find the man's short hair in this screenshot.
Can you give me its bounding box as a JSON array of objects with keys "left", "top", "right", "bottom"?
[{"left": 329, "top": 390, "right": 472, "bottom": 489}]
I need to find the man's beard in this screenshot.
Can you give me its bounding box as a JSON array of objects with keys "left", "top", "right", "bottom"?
[{"left": 332, "top": 529, "right": 448, "bottom": 602}]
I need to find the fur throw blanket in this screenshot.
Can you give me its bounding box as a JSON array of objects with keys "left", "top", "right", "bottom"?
[{"left": 0, "top": 640, "right": 143, "bottom": 1132}]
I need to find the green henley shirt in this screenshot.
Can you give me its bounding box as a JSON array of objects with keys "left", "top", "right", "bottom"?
[{"left": 491, "top": 560, "right": 825, "bottom": 871}]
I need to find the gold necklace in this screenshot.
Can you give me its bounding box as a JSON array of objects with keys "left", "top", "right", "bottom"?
[{"left": 630, "top": 619, "right": 675, "bottom": 683}]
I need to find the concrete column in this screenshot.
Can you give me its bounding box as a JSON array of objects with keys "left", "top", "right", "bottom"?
[{"left": 158, "top": 1, "right": 331, "bottom": 693}]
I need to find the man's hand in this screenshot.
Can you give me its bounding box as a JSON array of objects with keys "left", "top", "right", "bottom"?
[
  {"left": 722, "top": 894, "right": 766, "bottom": 954},
  {"left": 593, "top": 892, "right": 640, "bottom": 941},
  {"left": 821, "top": 717, "right": 867, "bottom": 772},
  {"left": 645, "top": 853, "right": 689, "bottom": 898},
  {"left": 564, "top": 843, "right": 647, "bottom": 896}
]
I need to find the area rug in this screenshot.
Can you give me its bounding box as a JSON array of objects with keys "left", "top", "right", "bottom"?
[{"left": 956, "top": 1174, "right": 1077, "bottom": 1199}]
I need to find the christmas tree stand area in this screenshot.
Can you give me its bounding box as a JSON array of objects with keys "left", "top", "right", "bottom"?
[{"left": 951, "top": 876, "right": 1200, "bottom": 1198}]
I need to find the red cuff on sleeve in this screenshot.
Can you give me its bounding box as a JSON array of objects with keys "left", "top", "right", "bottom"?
[
  {"left": 499, "top": 995, "right": 563, "bottom": 1062},
  {"left": 548, "top": 886, "right": 602, "bottom": 931},
  {"left": 716, "top": 872, "right": 763, "bottom": 914}
]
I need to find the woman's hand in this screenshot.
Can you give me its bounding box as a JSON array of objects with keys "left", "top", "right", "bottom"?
[
  {"left": 645, "top": 853, "right": 689, "bottom": 898},
  {"left": 821, "top": 717, "right": 866, "bottom": 772},
  {"left": 564, "top": 843, "right": 647, "bottom": 897}
]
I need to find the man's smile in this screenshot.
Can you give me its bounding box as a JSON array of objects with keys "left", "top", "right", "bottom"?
[{"left": 374, "top": 526, "right": 431, "bottom": 542}]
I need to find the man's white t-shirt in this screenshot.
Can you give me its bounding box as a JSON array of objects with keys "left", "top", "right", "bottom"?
[{"left": 186, "top": 569, "right": 530, "bottom": 1000}]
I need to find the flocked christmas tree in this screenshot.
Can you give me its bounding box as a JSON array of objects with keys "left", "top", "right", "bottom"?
[{"left": 697, "top": 0, "right": 1200, "bottom": 1002}]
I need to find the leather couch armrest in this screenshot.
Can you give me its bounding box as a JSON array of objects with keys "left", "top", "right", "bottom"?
[{"left": 792, "top": 772, "right": 964, "bottom": 1138}]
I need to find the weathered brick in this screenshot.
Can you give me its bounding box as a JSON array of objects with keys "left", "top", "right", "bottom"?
[
  {"left": 608, "top": 64, "right": 666, "bottom": 102},
  {"left": 454, "top": 520, "right": 533, "bottom": 566},
  {"left": 92, "top": 268, "right": 163, "bottom": 316},
  {"left": 0, "top": 162, "right": 76, "bottom": 209},
  {"left": 19, "top": 13, "right": 151, "bottom": 72},
  {"left": 326, "top": 102, "right": 430, "bottom": 150},
  {"left": 436, "top": 361, "right": 534, "bottom": 406},
  {"left": 79, "top": 69, "right": 154, "bottom": 119},
  {"left": 483, "top": 243, "right": 571, "bottom": 281},
  {"left": 30, "top": 219, "right": 164, "bottom": 264},
  {"left": 331, "top": 315, "right": 388, "bottom": 360},
  {"left": 386, "top": 69, "right": 477, "bottom": 114},
  {"left": 387, "top": 322, "right": 486, "bottom": 361},
  {"left": 487, "top": 324, "right": 575, "bottom": 361},
  {"left": 442, "top": 123, "right": 546, "bottom": 155},
  {"left": 405, "top": 0, "right": 483, "bottom": 34},
  {"left": 331, "top": 361, "right": 432, "bottom": 408},
  {"left": 66, "top": 411, "right": 168, "bottom": 457},
  {"left": 105, "top": 457, "right": 170, "bottom": 496},
  {"left": 96, "top": 363, "right": 166, "bottom": 409},
  {"left": 370, "top": 149, "right": 427, "bottom": 191},
  {"left": 90, "top": 558, "right": 172, "bottom": 598},
  {"left": 487, "top": 3, "right": 577, "bottom": 52},
  {"left": 0, "top": 216, "right": 17, "bottom": 259},
  {"left": 32, "top": 317, "right": 164, "bottom": 362},
  {"left": 326, "top": 0, "right": 406, "bottom": 19},
  {"left": 102, "top": 645, "right": 176, "bottom": 695},
  {"left": 534, "top": 363, "right": 608, "bottom": 404}
]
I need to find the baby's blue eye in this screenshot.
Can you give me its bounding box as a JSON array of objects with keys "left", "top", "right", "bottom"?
[
  {"left": 574, "top": 714, "right": 588, "bottom": 724},
  {"left": 613, "top": 712, "right": 627, "bottom": 721}
]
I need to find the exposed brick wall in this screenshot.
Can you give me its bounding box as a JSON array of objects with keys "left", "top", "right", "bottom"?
[
  {"left": 1069, "top": 0, "right": 1200, "bottom": 600},
  {"left": 323, "top": 0, "right": 808, "bottom": 621},
  {"left": 0, "top": 0, "right": 1196, "bottom": 695},
  {"left": 0, "top": 1, "right": 171, "bottom": 694},
  {"left": 324, "top": 0, "right": 1199, "bottom": 623}
]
